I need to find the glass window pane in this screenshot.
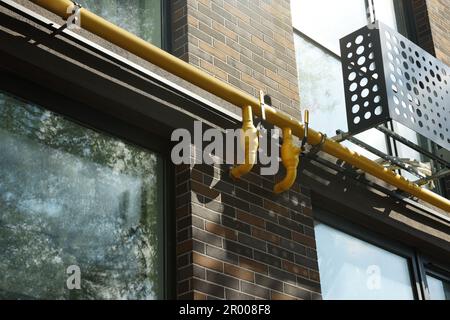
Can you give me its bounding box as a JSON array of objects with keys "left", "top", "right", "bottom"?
[
  {"left": 78, "top": 0, "right": 162, "bottom": 47},
  {"left": 315, "top": 222, "right": 415, "bottom": 300},
  {"left": 294, "top": 34, "right": 347, "bottom": 136},
  {"left": 0, "top": 91, "right": 163, "bottom": 299},
  {"left": 291, "top": 0, "right": 367, "bottom": 55},
  {"left": 373, "top": 0, "right": 398, "bottom": 30},
  {"left": 427, "top": 275, "right": 450, "bottom": 300}
]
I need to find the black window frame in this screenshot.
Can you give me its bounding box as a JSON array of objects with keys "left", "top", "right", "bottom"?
[
  {"left": 0, "top": 68, "right": 176, "bottom": 300},
  {"left": 314, "top": 207, "right": 423, "bottom": 300},
  {"left": 417, "top": 254, "right": 450, "bottom": 300},
  {"left": 314, "top": 204, "right": 450, "bottom": 300}
]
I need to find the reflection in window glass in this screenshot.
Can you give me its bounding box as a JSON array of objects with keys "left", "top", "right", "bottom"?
[
  {"left": 0, "top": 91, "right": 163, "bottom": 299},
  {"left": 315, "top": 222, "right": 415, "bottom": 300},
  {"left": 427, "top": 275, "right": 450, "bottom": 300},
  {"left": 373, "top": 0, "right": 397, "bottom": 30},
  {"left": 294, "top": 34, "right": 347, "bottom": 137},
  {"left": 78, "top": 0, "right": 162, "bottom": 47},
  {"left": 291, "top": 0, "right": 367, "bottom": 55}
]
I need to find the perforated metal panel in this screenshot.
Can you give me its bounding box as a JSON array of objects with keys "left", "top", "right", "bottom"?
[{"left": 340, "top": 22, "right": 450, "bottom": 150}]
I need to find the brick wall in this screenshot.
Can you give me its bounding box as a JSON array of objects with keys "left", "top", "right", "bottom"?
[
  {"left": 426, "top": 0, "right": 450, "bottom": 66},
  {"left": 175, "top": 160, "right": 321, "bottom": 300},
  {"left": 423, "top": 0, "right": 450, "bottom": 198},
  {"left": 410, "top": 0, "right": 435, "bottom": 55},
  {"left": 172, "top": 0, "right": 300, "bottom": 118},
  {"left": 171, "top": 1, "right": 320, "bottom": 300}
]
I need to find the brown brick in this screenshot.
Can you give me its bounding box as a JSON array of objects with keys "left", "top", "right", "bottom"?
[
  {"left": 239, "top": 256, "right": 268, "bottom": 274},
  {"left": 263, "top": 199, "right": 289, "bottom": 216},
  {"left": 251, "top": 226, "right": 280, "bottom": 245},
  {"left": 199, "top": 40, "right": 227, "bottom": 62},
  {"left": 282, "top": 260, "right": 309, "bottom": 278},
  {"left": 309, "top": 269, "right": 320, "bottom": 282},
  {"left": 223, "top": 2, "right": 251, "bottom": 24},
  {"left": 213, "top": 41, "right": 240, "bottom": 61},
  {"left": 271, "top": 291, "right": 297, "bottom": 300},
  {"left": 199, "top": 59, "right": 228, "bottom": 80},
  {"left": 193, "top": 291, "right": 207, "bottom": 300},
  {"left": 241, "top": 282, "right": 270, "bottom": 299},
  {"left": 251, "top": 35, "right": 276, "bottom": 54},
  {"left": 177, "top": 240, "right": 193, "bottom": 255},
  {"left": 205, "top": 221, "right": 237, "bottom": 240},
  {"left": 212, "top": 21, "right": 238, "bottom": 41},
  {"left": 224, "top": 263, "right": 255, "bottom": 282},
  {"left": 193, "top": 279, "right": 225, "bottom": 299},
  {"left": 206, "top": 270, "right": 239, "bottom": 290},
  {"left": 237, "top": 210, "right": 265, "bottom": 228},
  {"left": 193, "top": 252, "right": 224, "bottom": 272},
  {"left": 293, "top": 232, "right": 316, "bottom": 249}
]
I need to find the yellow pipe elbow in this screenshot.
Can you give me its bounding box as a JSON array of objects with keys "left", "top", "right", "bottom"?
[
  {"left": 274, "top": 128, "right": 301, "bottom": 194},
  {"left": 230, "top": 106, "right": 259, "bottom": 180}
]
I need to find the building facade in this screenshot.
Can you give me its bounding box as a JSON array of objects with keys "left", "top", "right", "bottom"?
[{"left": 0, "top": 0, "right": 449, "bottom": 300}]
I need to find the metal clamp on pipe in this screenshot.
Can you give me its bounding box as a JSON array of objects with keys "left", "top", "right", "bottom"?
[
  {"left": 230, "top": 105, "right": 259, "bottom": 180},
  {"left": 274, "top": 127, "right": 301, "bottom": 194}
]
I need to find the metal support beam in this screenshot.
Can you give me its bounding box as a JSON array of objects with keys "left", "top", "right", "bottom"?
[
  {"left": 376, "top": 125, "right": 450, "bottom": 169},
  {"left": 414, "top": 169, "right": 450, "bottom": 186},
  {"left": 336, "top": 130, "right": 424, "bottom": 178}
]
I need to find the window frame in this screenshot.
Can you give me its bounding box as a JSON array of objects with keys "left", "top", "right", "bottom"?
[
  {"left": 0, "top": 69, "right": 176, "bottom": 300},
  {"left": 417, "top": 254, "right": 450, "bottom": 300},
  {"left": 314, "top": 207, "right": 423, "bottom": 300}
]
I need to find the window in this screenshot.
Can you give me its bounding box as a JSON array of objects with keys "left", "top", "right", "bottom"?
[
  {"left": 0, "top": 91, "right": 164, "bottom": 299},
  {"left": 426, "top": 274, "right": 450, "bottom": 300},
  {"left": 78, "top": 0, "right": 164, "bottom": 48},
  {"left": 291, "top": 0, "right": 367, "bottom": 55},
  {"left": 292, "top": 0, "right": 442, "bottom": 190},
  {"left": 315, "top": 222, "right": 415, "bottom": 300}
]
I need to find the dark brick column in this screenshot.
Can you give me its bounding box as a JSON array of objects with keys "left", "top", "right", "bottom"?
[{"left": 175, "top": 156, "right": 321, "bottom": 300}]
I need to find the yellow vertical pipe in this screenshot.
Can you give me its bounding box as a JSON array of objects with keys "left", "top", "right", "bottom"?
[{"left": 230, "top": 106, "right": 259, "bottom": 179}]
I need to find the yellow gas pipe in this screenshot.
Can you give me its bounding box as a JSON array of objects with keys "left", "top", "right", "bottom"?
[
  {"left": 29, "top": 0, "right": 450, "bottom": 212},
  {"left": 274, "top": 128, "right": 301, "bottom": 194},
  {"left": 230, "top": 106, "right": 259, "bottom": 180}
]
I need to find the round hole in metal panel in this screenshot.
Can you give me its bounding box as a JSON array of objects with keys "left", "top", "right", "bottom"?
[
  {"left": 355, "top": 35, "right": 364, "bottom": 44},
  {"left": 360, "top": 77, "right": 368, "bottom": 87},
  {"left": 361, "top": 88, "right": 369, "bottom": 98},
  {"left": 357, "top": 56, "right": 366, "bottom": 65},
  {"left": 390, "top": 73, "right": 397, "bottom": 83},
  {"left": 356, "top": 45, "right": 365, "bottom": 55},
  {"left": 348, "top": 72, "right": 357, "bottom": 81},
  {"left": 393, "top": 96, "right": 400, "bottom": 105},
  {"left": 374, "top": 106, "right": 382, "bottom": 115}
]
